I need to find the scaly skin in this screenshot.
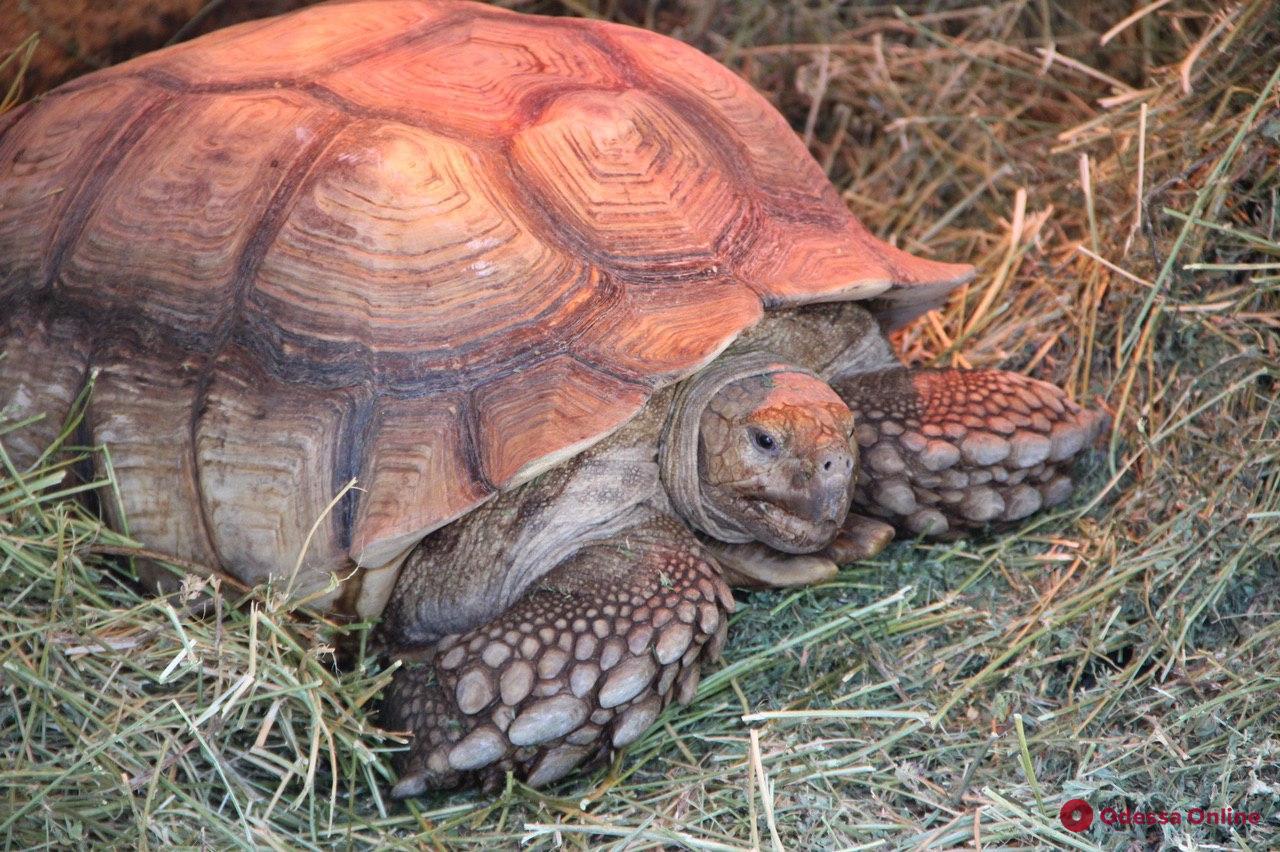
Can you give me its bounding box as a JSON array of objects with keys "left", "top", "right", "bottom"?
[
  {"left": 835, "top": 367, "right": 1108, "bottom": 536},
  {"left": 383, "top": 514, "right": 732, "bottom": 794}
]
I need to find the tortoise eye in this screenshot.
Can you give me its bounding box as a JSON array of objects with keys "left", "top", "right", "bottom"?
[{"left": 750, "top": 429, "right": 778, "bottom": 453}]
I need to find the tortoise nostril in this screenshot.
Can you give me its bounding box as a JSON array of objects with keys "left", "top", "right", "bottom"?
[{"left": 817, "top": 448, "right": 854, "bottom": 479}]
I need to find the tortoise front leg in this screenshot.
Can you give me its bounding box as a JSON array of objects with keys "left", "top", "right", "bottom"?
[
  {"left": 382, "top": 514, "right": 733, "bottom": 795},
  {"left": 831, "top": 367, "right": 1107, "bottom": 537}
]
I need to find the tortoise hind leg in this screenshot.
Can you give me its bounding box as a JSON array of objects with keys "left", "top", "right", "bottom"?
[
  {"left": 382, "top": 513, "right": 733, "bottom": 795},
  {"left": 832, "top": 367, "right": 1107, "bottom": 537}
]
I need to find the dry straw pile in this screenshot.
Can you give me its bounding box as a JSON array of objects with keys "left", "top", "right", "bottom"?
[{"left": 1, "top": 0, "right": 1277, "bottom": 848}]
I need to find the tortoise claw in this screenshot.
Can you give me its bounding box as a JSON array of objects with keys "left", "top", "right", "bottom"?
[
  {"left": 822, "top": 514, "right": 896, "bottom": 564},
  {"left": 703, "top": 540, "right": 838, "bottom": 588}
]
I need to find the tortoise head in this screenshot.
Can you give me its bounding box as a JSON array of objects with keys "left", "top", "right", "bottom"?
[{"left": 696, "top": 369, "right": 856, "bottom": 554}]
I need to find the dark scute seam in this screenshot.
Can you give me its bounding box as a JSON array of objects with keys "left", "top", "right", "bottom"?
[
  {"left": 187, "top": 112, "right": 350, "bottom": 569},
  {"left": 335, "top": 390, "right": 376, "bottom": 551},
  {"left": 499, "top": 80, "right": 630, "bottom": 134},
  {"left": 90, "top": 70, "right": 505, "bottom": 152},
  {"left": 460, "top": 389, "right": 498, "bottom": 494},
  {"left": 565, "top": 350, "right": 652, "bottom": 391},
  {"left": 491, "top": 135, "right": 609, "bottom": 271},
  {"left": 41, "top": 89, "right": 173, "bottom": 294},
  {"left": 69, "top": 360, "right": 99, "bottom": 517},
  {"left": 128, "top": 9, "right": 466, "bottom": 97},
  {"left": 577, "top": 27, "right": 642, "bottom": 89},
  {"left": 297, "top": 81, "right": 504, "bottom": 150},
  {"left": 232, "top": 255, "right": 598, "bottom": 396}
]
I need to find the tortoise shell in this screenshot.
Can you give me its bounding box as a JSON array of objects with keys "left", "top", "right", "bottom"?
[{"left": 0, "top": 0, "right": 972, "bottom": 616}]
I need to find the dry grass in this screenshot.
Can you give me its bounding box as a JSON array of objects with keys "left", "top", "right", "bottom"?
[{"left": 2, "top": 0, "right": 1278, "bottom": 848}]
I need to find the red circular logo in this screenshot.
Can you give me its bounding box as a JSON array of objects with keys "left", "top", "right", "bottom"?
[{"left": 1059, "top": 799, "right": 1094, "bottom": 832}]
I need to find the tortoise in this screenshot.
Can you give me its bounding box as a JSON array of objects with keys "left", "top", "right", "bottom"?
[{"left": 0, "top": 0, "right": 1106, "bottom": 792}]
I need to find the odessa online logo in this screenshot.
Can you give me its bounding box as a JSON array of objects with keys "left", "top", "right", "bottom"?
[{"left": 1058, "top": 799, "right": 1263, "bottom": 832}]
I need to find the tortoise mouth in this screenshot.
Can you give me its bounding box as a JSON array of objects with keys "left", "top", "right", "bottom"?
[{"left": 733, "top": 495, "right": 844, "bottom": 554}]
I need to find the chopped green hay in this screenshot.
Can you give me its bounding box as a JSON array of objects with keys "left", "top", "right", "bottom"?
[{"left": 2, "top": 0, "right": 1278, "bottom": 848}]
